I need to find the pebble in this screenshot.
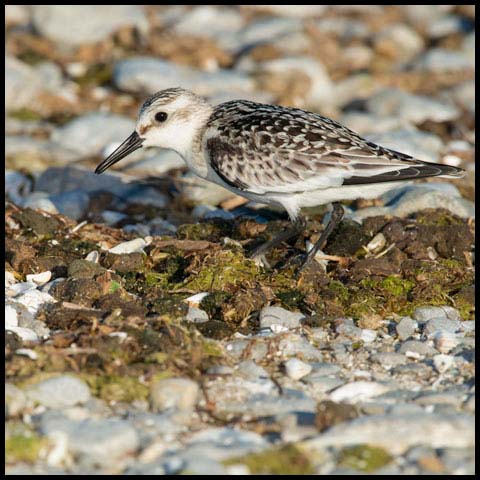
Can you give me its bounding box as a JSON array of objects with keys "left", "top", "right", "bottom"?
[
  {"left": 26, "top": 375, "right": 91, "bottom": 409},
  {"left": 423, "top": 317, "right": 461, "bottom": 337},
  {"left": 303, "top": 374, "right": 346, "bottom": 394},
  {"left": 374, "top": 24, "right": 424, "bottom": 62},
  {"left": 413, "top": 306, "right": 449, "bottom": 322},
  {"left": 433, "top": 331, "right": 459, "bottom": 354},
  {"left": 31, "top": 5, "right": 149, "bottom": 46},
  {"left": 399, "top": 340, "right": 438, "bottom": 357},
  {"left": 5, "top": 56, "right": 44, "bottom": 112},
  {"left": 52, "top": 113, "right": 134, "bottom": 158},
  {"left": 366, "top": 88, "right": 459, "bottom": 124},
  {"left": 5, "top": 170, "right": 33, "bottom": 205},
  {"left": 5, "top": 383, "right": 28, "bottom": 417},
  {"left": 329, "top": 381, "right": 392, "bottom": 403},
  {"left": 150, "top": 378, "right": 200, "bottom": 412},
  {"left": 49, "top": 189, "right": 91, "bottom": 221},
  {"left": 301, "top": 413, "right": 474, "bottom": 454},
  {"left": 415, "top": 48, "right": 473, "bottom": 72},
  {"left": 40, "top": 414, "right": 140, "bottom": 470},
  {"left": 185, "top": 306, "right": 210, "bottom": 323},
  {"left": 259, "top": 306, "right": 305, "bottom": 331},
  {"left": 108, "top": 237, "right": 151, "bottom": 254},
  {"left": 370, "top": 352, "right": 408, "bottom": 368},
  {"left": 396, "top": 317, "right": 418, "bottom": 340},
  {"left": 184, "top": 427, "right": 268, "bottom": 461},
  {"left": 114, "top": 57, "right": 254, "bottom": 97},
  {"left": 367, "top": 128, "right": 443, "bottom": 163},
  {"left": 26, "top": 271, "right": 52, "bottom": 286},
  {"left": 257, "top": 56, "right": 334, "bottom": 108},
  {"left": 284, "top": 358, "right": 312, "bottom": 380}
]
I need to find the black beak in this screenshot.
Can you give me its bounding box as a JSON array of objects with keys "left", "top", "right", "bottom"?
[{"left": 95, "top": 131, "right": 144, "bottom": 174}]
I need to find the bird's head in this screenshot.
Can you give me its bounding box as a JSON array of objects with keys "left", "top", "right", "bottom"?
[{"left": 95, "top": 87, "right": 212, "bottom": 174}]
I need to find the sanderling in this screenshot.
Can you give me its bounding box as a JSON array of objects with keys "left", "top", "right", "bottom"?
[{"left": 95, "top": 87, "right": 465, "bottom": 268}]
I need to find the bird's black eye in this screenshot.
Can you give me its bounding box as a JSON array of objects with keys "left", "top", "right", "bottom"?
[{"left": 155, "top": 112, "right": 168, "bottom": 122}]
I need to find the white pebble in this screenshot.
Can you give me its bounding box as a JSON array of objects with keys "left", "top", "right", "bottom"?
[
  {"left": 5, "top": 305, "right": 19, "bottom": 328},
  {"left": 434, "top": 331, "right": 459, "bottom": 353},
  {"left": 330, "top": 381, "right": 391, "bottom": 403},
  {"left": 360, "top": 329, "right": 377, "bottom": 343},
  {"left": 433, "top": 354, "right": 454, "bottom": 373},
  {"left": 284, "top": 358, "right": 312, "bottom": 380},
  {"left": 15, "top": 348, "right": 38, "bottom": 360},
  {"left": 26, "top": 271, "right": 52, "bottom": 286},
  {"left": 5, "top": 271, "right": 17, "bottom": 287},
  {"left": 15, "top": 289, "right": 56, "bottom": 315},
  {"left": 8, "top": 326, "right": 39, "bottom": 342},
  {"left": 108, "top": 237, "right": 151, "bottom": 254},
  {"left": 184, "top": 292, "right": 210, "bottom": 308}
]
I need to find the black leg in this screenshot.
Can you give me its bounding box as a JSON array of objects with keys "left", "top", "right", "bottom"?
[
  {"left": 298, "top": 202, "right": 344, "bottom": 270},
  {"left": 250, "top": 216, "right": 306, "bottom": 259}
]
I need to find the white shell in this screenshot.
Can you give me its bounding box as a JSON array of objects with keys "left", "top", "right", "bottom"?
[
  {"left": 108, "top": 237, "right": 151, "bottom": 254},
  {"left": 26, "top": 271, "right": 52, "bottom": 286},
  {"left": 366, "top": 232, "right": 386, "bottom": 254}
]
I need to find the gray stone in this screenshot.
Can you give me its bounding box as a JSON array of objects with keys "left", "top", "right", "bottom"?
[
  {"left": 412, "top": 306, "right": 449, "bottom": 322},
  {"left": 366, "top": 88, "right": 459, "bottom": 124},
  {"left": 284, "top": 358, "right": 312, "bottom": 380},
  {"left": 340, "top": 112, "right": 405, "bottom": 136},
  {"left": 399, "top": 340, "right": 438, "bottom": 357},
  {"left": 303, "top": 374, "right": 346, "bottom": 394},
  {"left": 314, "top": 17, "right": 369, "bottom": 39},
  {"left": 26, "top": 375, "right": 91, "bottom": 408},
  {"left": 5, "top": 135, "right": 79, "bottom": 169},
  {"left": 248, "top": 5, "right": 328, "bottom": 18},
  {"left": 21, "top": 192, "right": 59, "bottom": 214},
  {"left": 35, "top": 166, "right": 131, "bottom": 197},
  {"left": 5, "top": 56, "right": 44, "bottom": 112},
  {"left": 150, "top": 377, "right": 199, "bottom": 412},
  {"left": 40, "top": 413, "right": 140, "bottom": 469},
  {"left": 423, "top": 317, "right": 462, "bottom": 337},
  {"left": 31, "top": 5, "right": 149, "bottom": 46},
  {"left": 184, "top": 427, "right": 268, "bottom": 461},
  {"left": 310, "top": 362, "right": 342, "bottom": 376},
  {"left": 114, "top": 57, "right": 254, "bottom": 97},
  {"left": 427, "top": 15, "right": 469, "bottom": 38},
  {"left": 259, "top": 306, "right": 305, "bottom": 331},
  {"left": 123, "top": 150, "right": 185, "bottom": 176},
  {"left": 415, "top": 48, "right": 472, "bottom": 72},
  {"left": 367, "top": 128, "right": 443, "bottom": 163},
  {"left": 301, "top": 413, "right": 474, "bottom": 454},
  {"left": 52, "top": 113, "right": 134, "bottom": 157},
  {"left": 5, "top": 170, "right": 33, "bottom": 207},
  {"left": 370, "top": 352, "right": 408, "bottom": 367},
  {"left": 172, "top": 5, "right": 244, "bottom": 40},
  {"left": 49, "top": 189, "right": 90, "bottom": 221},
  {"left": 180, "top": 172, "right": 235, "bottom": 206},
  {"left": 125, "top": 185, "right": 168, "bottom": 209},
  {"left": 5, "top": 383, "right": 28, "bottom": 417},
  {"left": 185, "top": 306, "right": 210, "bottom": 323},
  {"left": 396, "top": 317, "right": 418, "bottom": 340},
  {"left": 413, "top": 390, "right": 467, "bottom": 408},
  {"left": 391, "top": 188, "right": 475, "bottom": 220}
]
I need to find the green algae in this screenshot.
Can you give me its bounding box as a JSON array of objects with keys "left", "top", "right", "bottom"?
[
  {"left": 5, "top": 425, "right": 46, "bottom": 464},
  {"left": 338, "top": 445, "right": 392, "bottom": 472},
  {"left": 224, "top": 445, "right": 315, "bottom": 475},
  {"left": 182, "top": 250, "right": 259, "bottom": 291},
  {"left": 83, "top": 374, "right": 149, "bottom": 403}
]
